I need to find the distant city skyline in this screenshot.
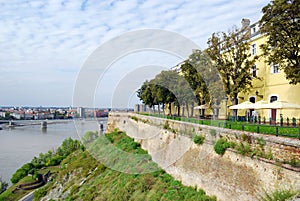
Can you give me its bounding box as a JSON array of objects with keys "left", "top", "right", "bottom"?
[{"left": 0, "top": 0, "right": 270, "bottom": 107}]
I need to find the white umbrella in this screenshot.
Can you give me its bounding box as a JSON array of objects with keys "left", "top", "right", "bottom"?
[
  {"left": 251, "top": 100, "right": 268, "bottom": 109},
  {"left": 229, "top": 101, "right": 255, "bottom": 110},
  {"left": 193, "top": 105, "right": 209, "bottom": 109},
  {"left": 257, "top": 100, "right": 300, "bottom": 109}
]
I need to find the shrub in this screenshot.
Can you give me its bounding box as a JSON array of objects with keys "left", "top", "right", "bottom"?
[
  {"left": 33, "top": 187, "right": 48, "bottom": 201},
  {"left": 260, "top": 189, "right": 297, "bottom": 201},
  {"left": 193, "top": 135, "right": 205, "bottom": 145},
  {"left": 214, "top": 138, "right": 235, "bottom": 155},
  {"left": 130, "top": 116, "right": 139, "bottom": 122},
  {"left": 163, "top": 121, "right": 171, "bottom": 130},
  {"left": 210, "top": 129, "right": 216, "bottom": 136},
  {"left": 237, "top": 142, "right": 252, "bottom": 156}
]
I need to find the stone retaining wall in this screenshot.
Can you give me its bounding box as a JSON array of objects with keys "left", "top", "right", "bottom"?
[{"left": 107, "top": 112, "right": 300, "bottom": 201}]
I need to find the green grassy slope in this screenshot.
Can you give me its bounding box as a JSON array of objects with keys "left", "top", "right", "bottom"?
[{"left": 33, "top": 130, "right": 217, "bottom": 201}]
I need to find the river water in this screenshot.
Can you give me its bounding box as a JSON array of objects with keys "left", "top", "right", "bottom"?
[{"left": 0, "top": 119, "right": 107, "bottom": 185}]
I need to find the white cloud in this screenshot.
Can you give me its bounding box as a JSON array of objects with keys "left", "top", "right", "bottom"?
[{"left": 0, "top": 0, "right": 270, "bottom": 106}]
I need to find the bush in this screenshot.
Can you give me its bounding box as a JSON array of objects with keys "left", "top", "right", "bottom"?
[
  {"left": 11, "top": 168, "right": 27, "bottom": 184},
  {"left": 214, "top": 138, "right": 235, "bottom": 155},
  {"left": 260, "top": 189, "right": 297, "bottom": 201},
  {"left": 130, "top": 116, "right": 139, "bottom": 122},
  {"left": 237, "top": 142, "right": 252, "bottom": 156},
  {"left": 193, "top": 135, "right": 205, "bottom": 145},
  {"left": 33, "top": 187, "right": 47, "bottom": 201}
]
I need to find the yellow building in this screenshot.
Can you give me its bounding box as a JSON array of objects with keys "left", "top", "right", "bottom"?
[{"left": 236, "top": 20, "right": 300, "bottom": 122}]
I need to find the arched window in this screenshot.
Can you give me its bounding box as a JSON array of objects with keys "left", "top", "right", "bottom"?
[
  {"left": 249, "top": 97, "right": 256, "bottom": 103},
  {"left": 270, "top": 96, "right": 278, "bottom": 103}
]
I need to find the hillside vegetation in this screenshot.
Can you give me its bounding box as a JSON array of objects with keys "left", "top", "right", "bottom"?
[{"left": 32, "top": 130, "right": 217, "bottom": 201}]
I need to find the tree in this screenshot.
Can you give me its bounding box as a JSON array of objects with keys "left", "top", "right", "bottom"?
[
  {"left": 186, "top": 49, "right": 225, "bottom": 105},
  {"left": 259, "top": 0, "right": 300, "bottom": 84},
  {"left": 137, "top": 81, "right": 156, "bottom": 112},
  {"left": 206, "top": 26, "right": 258, "bottom": 115}
]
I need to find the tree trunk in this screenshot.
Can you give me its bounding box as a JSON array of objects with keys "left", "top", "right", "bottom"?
[
  {"left": 158, "top": 104, "right": 161, "bottom": 115},
  {"left": 191, "top": 102, "right": 194, "bottom": 117},
  {"left": 186, "top": 102, "right": 190, "bottom": 117},
  {"left": 168, "top": 104, "right": 172, "bottom": 116},
  {"left": 177, "top": 106, "right": 180, "bottom": 116},
  {"left": 162, "top": 104, "right": 165, "bottom": 115},
  {"left": 231, "top": 97, "right": 238, "bottom": 118}
]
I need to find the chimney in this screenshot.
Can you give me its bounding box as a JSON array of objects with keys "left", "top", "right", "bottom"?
[{"left": 241, "top": 18, "right": 250, "bottom": 29}]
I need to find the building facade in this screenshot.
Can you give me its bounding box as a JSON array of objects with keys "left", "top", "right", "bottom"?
[{"left": 235, "top": 19, "right": 300, "bottom": 121}]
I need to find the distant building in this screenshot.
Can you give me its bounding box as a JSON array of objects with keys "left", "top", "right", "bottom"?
[
  {"left": 134, "top": 104, "right": 147, "bottom": 113},
  {"left": 94, "top": 110, "right": 108, "bottom": 118},
  {"left": 77, "top": 107, "right": 85, "bottom": 118}
]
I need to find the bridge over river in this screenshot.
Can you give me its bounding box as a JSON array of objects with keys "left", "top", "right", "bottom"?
[{"left": 0, "top": 119, "right": 72, "bottom": 129}]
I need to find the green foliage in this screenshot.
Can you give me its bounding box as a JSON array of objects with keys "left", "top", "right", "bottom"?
[
  {"left": 33, "top": 187, "right": 47, "bottom": 201},
  {"left": 11, "top": 138, "right": 81, "bottom": 184},
  {"left": 11, "top": 163, "right": 33, "bottom": 184},
  {"left": 257, "top": 137, "right": 266, "bottom": 147},
  {"left": 82, "top": 131, "right": 98, "bottom": 144},
  {"left": 163, "top": 121, "right": 171, "bottom": 130},
  {"left": 288, "top": 158, "right": 300, "bottom": 167},
  {"left": 260, "top": 189, "right": 298, "bottom": 201},
  {"left": 35, "top": 130, "right": 216, "bottom": 201},
  {"left": 214, "top": 138, "right": 235, "bottom": 155},
  {"left": 236, "top": 142, "right": 252, "bottom": 156},
  {"left": 130, "top": 116, "right": 139, "bottom": 122},
  {"left": 259, "top": 0, "right": 300, "bottom": 84},
  {"left": 193, "top": 135, "right": 205, "bottom": 145},
  {"left": 207, "top": 25, "right": 258, "bottom": 106}
]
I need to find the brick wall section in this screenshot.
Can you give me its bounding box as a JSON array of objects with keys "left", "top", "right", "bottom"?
[{"left": 107, "top": 112, "right": 300, "bottom": 201}]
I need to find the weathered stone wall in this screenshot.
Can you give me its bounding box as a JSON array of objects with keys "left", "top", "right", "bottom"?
[{"left": 107, "top": 112, "right": 300, "bottom": 201}]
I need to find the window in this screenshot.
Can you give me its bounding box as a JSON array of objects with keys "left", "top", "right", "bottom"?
[
  {"left": 271, "top": 64, "right": 279, "bottom": 74},
  {"left": 252, "top": 27, "right": 256, "bottom": 34},
  {"left": 251, "top": 44, "right": 256, "bottom": 56},
  {"left": 249, "top": 97, "right": 256, "bottom": 103},
  {"left": 251, "top": 65, "right": 257, "bottom": 77},
  {"left": 270, "top": 96, "right": 278, "bottom": 103}
]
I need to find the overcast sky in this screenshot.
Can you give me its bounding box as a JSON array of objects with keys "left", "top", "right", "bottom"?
[{"left": 0, "top": 0, "right": 270, "bottom": 108}]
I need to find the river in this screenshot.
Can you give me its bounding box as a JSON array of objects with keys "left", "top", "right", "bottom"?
[{"left": 0, "top": 118, "right": 107, "bottom": 185}]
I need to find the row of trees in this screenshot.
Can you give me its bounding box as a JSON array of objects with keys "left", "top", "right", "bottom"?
[{"left": 137, "top": 0, "right": 300, "bottom": 115}]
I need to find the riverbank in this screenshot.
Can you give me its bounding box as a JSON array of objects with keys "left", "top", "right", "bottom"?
[{"left": 0, "top": 119, "right": 105, "bottom": 186}]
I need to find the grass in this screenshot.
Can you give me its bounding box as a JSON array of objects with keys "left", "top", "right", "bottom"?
[
  {"left": 140, "top": 113, "right": 300, "bottom": 139},
  {"left": 260, "top": 189, "right": 299, "bottom": 201},
  {"left": 193, "top": 135, "right": 205, "bottom": 145},
  {"left": 30, "top": 130, "right": 217, "bottom": 201}
]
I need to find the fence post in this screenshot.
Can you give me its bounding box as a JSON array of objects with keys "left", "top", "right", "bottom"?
[
  {"left": 218, "top": 122, "right": 221, "bottom": 128},
  {"left": 269, "top": 118, "right": 272, "bottom": 126},
  {"left": 287, "top": 117, "right": 290, "bottom": 126},
  {"left": 229, "top": 124, "right": 231, "bottom": 129},
  {"left": 257, "top": 126, "right": 260, "bottom": 133},
  {"left": 280, "top": 115, "right": 283, "bottom": 127},
  {"left": 276, "top": 127, "right": 278, "bottom": 137},
  {"left": 258, "top": 116, "right": 261, "bottom": 124},
  {"left": 263, "top": 117, "right": 266, "bottom": 124}
]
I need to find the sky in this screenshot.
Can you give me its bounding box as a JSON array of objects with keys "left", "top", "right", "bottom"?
[{"left": 0, "top": 0, "right": 270, "bottom": 108}]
